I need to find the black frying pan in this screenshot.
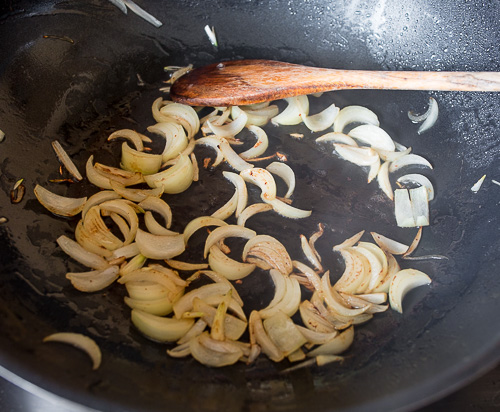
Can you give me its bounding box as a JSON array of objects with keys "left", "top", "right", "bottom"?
[{"left": 0, "top": 0, "right": 499, "bottom": 411}]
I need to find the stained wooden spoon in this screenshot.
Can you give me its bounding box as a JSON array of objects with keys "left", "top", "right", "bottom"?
[{"left": 170, "top": 59, "right": 500, "bottom": 106}]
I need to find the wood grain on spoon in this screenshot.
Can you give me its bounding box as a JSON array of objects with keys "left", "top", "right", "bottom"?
[{"left": 170, "top": 59, "right": 500, "bottom": 107}]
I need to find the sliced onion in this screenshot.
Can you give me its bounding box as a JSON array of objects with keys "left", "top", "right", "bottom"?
[
  {"left": 397, "top": 174, "right": 435, "bottom": 201},
  {"left": 108, "top": 129, "right": 144, "bottom": 152},
  {"left": 148, "top": 122, "right": 188, "bottom": 162},
  {"left": 332, "top": 249, "right": 369, "bottom": 295},
  {"left": 223, "top": 171, "right": 248, "bottom": 217},
  {"left": 299, "top": 300, "right": 336, "bottom": 333},
  {"left": 333, "top": 230, "right": 365, "bottom": 251},
  {"left": 239, "top": 125, "right": 269, "bottom": 159},
  {"left": 121, "top": 142, "right": 162, "bottom": 175},
  {"left": 348, "top": 124, "right": 395, "bottom": 151},
  {"left": 207, "top": 110, "right": 247, "bottom": 137},
  {"left": 243, "top": 235, "right": 293, "bottom": 275},
  {"left": 119, "top": 254, "right": 147, "bottom": 277},
  {"left": 43, "top": 332, "right": 102, "bottom": 370},
  {"left": 376, "top": 146, "right": 412, "bottom": 162},
  {"left": 135, "top": 229, "right": 185, "bottom": 260},
  {"left": 306, "top": 326, "right": 354, "bottom": 357},
  {"left": 394, "top": 189, "right": 416, "bottom": 227},
  {"left": 367, "top": 156, "right": 381, "bottom": 184},
  {"left": 122, "top": 0, "right": 163, "bottom": 28},
  {"left": 82, "top": 191, "right": 121, "bottom": 219},
  {"left": 94, "top": 163, "right": 145, "bottom": 186},
  {"left": 139, "top": 196, "right": 172, "bottom": 229},
  {"left": 110, "top": 242, "right": 140, "bottom": 260},
  {"left": 82, "top": 206, "right": 123, "bottom": 250},
  {"left": 410, "top": 186, "right": 429, "bottom": 226},
  {"left": 266, "top": 162, "right": 295, "bottom": 198},
  {"left": 376, "top": 161, "right": 393, "bottom": 200},
  {"left": 237, "top": 203, "right": 273, "bottom": 226},
  {"left": 370, "top": 232, "right": 409, "bottom": 255},
  {"left": 249, "top": 310, "right": 284, "bottom": 362},
  {"left": 51, "top": 140, "right": 83, "bottom": 181},
  {"left": 86, "top": 156, "right": 112, "bottom": 189},
  {"left": 265, "top": 197, "right": 312, "bottom": 219},
  {"left": 271, "top": 95, "right": 309, "bottom": 126},
  {"left": 211, "top": 189, "right": 238, "bottom": 221},
  {"left": 66, "top": 265, "right": 119, "bottom": 292},
  {"left": 303, "top": 103, "right": 339, "bottom": 132},
  {"left": 208, "top": 245, "right": 255, "bottom": 280},
  {"left": 372, "top": 252, "right": 400, "bottom": 294},
  {"left": 110, "top": 181, "right": 163, "bottom": 203},
  {"left": 389, "top": 269, "right": 432, "bottom": 313},
  {"left": 144, "top": 212, "right": 178, "bottom": 236},
  {"left": 177, "top": 318, "right": 208, "bottom": 344},
  {"left": 34, "top": 185, "right": 87, "bottom": 217},
  {"left": 235, "top": 105, "right": 279, "bottom": 127},
  {"left": 355, "top": 242, "right": 387, "bottom": 293},
  {"left": 119, "top": 268, "right": 183, "bottom": 299},
  {"left": 183, "top": 216, "right": 228, "bottom": 245},
  {"left": 263, "top": 311, "right": 307, "bottom": 356},
  {"left": 333, "top": 105, "right": 379, "bottom": 133},
  {"left": 334, "top": 144, "right": 380, "bottom": 167},
  {"left": 75, "top": 221, "right": 113, "bottom": 258},
  {"left": 471, "top": 174, "right": 486, "bottom": 193},
  {"left": 57, "top": 235, "right": 109, "bottom": 270},
  {"left": 124, "top": 294, "right": 174, "bottom": 317},
  {"left": 159, "top": 102, "right": 200, "bottom": 139},
  {"left": 143, "top": 153, "right": 194, "bottom": 194},
  {"left": 389, "top": 154, "right": 433, "bottom": 173},
  {"left": 172, "top": 283, "right": 229, "bottom": 318},
  {"left": 100, "top": 199, "right": 139, "bottom": 245},
  {"left": 195, "top": 136, "right": 225, "bottom": 167},
  {"left": 240, "top": 168, "right": 277, "bottom": 201},
  {"left": 131, "top": 310, "right": 193, "bottom": 342},
  {"left": 203, "top": 225, "right": 256, "bottom": 258},
  {"left": 404, "top": 226, "right": 423, "bottom": 257},
  {"left": 218, "top": 138, "right": 254, "bottom": 171},
  {"left": 316, "top": 132, "right": 358, "bottom": 147},
  {"left": 409, "top": 97, "right": 439, "bottom": 134},
  {"left": 189, "top": 332, "right": 243, "bottom": 367},
  {"left": 322, "top": 271, "right": 370, "bottom": 317},
  {"left": 300, "top": 235, "right": 323, "bottom": 272}
]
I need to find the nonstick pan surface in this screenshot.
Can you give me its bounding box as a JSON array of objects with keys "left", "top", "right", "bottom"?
[{"left": 0, "top": 1, "right": 499, "bottom": 411}]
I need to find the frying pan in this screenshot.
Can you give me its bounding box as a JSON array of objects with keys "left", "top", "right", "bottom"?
[{"left": 0, "top": 0, "right": 499, "bottom": 411}]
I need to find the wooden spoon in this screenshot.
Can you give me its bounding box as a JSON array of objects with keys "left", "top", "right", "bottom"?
[{"left": 170, "top": 59, "right": 500, "bottom": 106}]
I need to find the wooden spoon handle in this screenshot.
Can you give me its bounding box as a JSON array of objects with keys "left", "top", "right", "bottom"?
[{"left": 170, "top": 60, "right": 500, "bottom": 106}]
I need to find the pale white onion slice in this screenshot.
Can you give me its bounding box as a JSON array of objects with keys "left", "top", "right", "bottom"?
[
  {"left": 66, "top": 265, "right": 119, "bottom": 292},
  {"left": 404, "top": 226, "right": 423, "bottom": 257},
  {"left": 263, "top": 311, "right": 307, "bottom": 357},
  {"left": 237, "top": 203, "right": 273, "bottom": 226},
  {"left": 218, "top": 138, "right": 254, "bottom": 171},
  {"left": 397, "top": 174, "right": 435, "bottom": 201},
  {"left": 183, "top": 216, "right": 228, "bottom": 245},
  {"left": 355, "top": 242, "right": 387, "bottom": 293},
  {"left": 333, "top": 105, "right": 379, "bottom": 133},
  {"left": 266, "top": 162, "right": 295, "bottom": 198},
  {"left": 334, "top": 144, "right": 380, "bottom": 167},
  {"left": 370, "top": 232, "right": 409, "bottom": 255},
  {"left": 57, "top": 235, "right": 109, "bottom": 270},
  {"left": 51, "top": 140, "right": 83, "bottom": 181},
  {"left": 109, "top": 242, "right": 140, "bottom": 260},
  {"left": 119, "top": 254, "right": 147, "bottom": 277},
  {"left": 410, "top": 186, "right": 430, "bottom": 226},
  {"left": 367, "top": 156, "right": 381, "bottom": 184},
  {"left": 131, "top": 310, "right": 194, "bottom": 342},
  {"left": 160, "top": 102, "right": 200, "bottom": 139},
  {"left": 126, "top": 282, "right": 170, "bottom": 305},
  {"left": 372, "top": 252, "right": 400, "bottom": 294},
  {"left": 249, "top": 311, "right": 284, "bottom": 362},
  {"left": 376, "top": 146, "right": 412, "bottom": 162},
  {"left": 203, "top": 225, "right": 256, "bottom": 258},
  {"left": 173, "top": 283, "right": 231, "bottom": 318},
  {"left": 306, "top": 326, "right": 354, "bottom": 357},
  {"left": 165, "top": 260, "right": 209, "bottom": 271},
  {"left": 332, "top": 249, "right": 369, "bottom": 295},
  {"left": 300, "top": 235, "right": 323, "bottom": 272},
  {"left": 82, "top": 191, "right": 121, "bottom": 219},
  {"left": 303, "top": 103, "right": 339, "bottom": 132},
  {"left": 99, "top": 199, "right": 139, "bottom": 245},
  {"left": 238, "top": 125, "right": 269, "bottom": 159},
  {"left": 119, "top": 268, "right": 183, "bottom": 298},
  {"left": 143, "top": 153, "right": 194, "bottom": 194},
  {"left": 177, "top": 319, "right": 208, "bottom": 345},
  {"left": 271, "top": 95, "right": 309, "bottom": 126},
  {"left": 135, "top": 229, "right": 185, "bottom": 260},
  {"left": 143, "top": 212, "right": 178, "bottom": 236},
  {"left": 86, "top": 156, "right": 111, "bottom": 189},
  {"left": 410, "top": 97, "right": 439, "bottom": 134},
  {"left": 207, "top": 110, "right": 247, "bottom": 137},
  {"left": 223, "top": 171, "right": 248, "bottom": 217},
  {"left": 139, "top": 196, "right": 172, "bottom": 228},
  {"left": 471, "top": 174, "right": 486, "bottom": 193},
  {"left": 389, "top": 269, "right": 432, "bottom": 313},
  {"left": 260, "top": 275, "right": 301, "bottom": 319},
  {"left": 108, "top": 129, "right": 144, "bottom": 151},
  {"left": 147, "top": 122, "right": 188, "bottom": 162},
  {"left": 34, "top": 185, "right": 87, "bottom": 217},
  {"left": 189, "top": 332, "right": 243, "bottom": 367},
  {"left": 191, "top": 270, "right": 244, "bottom": 307},
  {"left": 333, "top": 230, "right": 365, "bottom": 251},
  {"left": 235, "top": 105, "right": 279, "bottom": 127},
  {"left": 315, "top": 132, "right": 358, "bottom": 147},
  {"left": 321, "top": 271, "right": 370, "bottom": 317},
  {"left": 195, "top": 136, "right": 224, "bottom": 167},
  {"left": 43, "top": 332, "right": 102, "bottom": 370},
  {"left": 389, "top": 154, "right": 433, "bottom": 173},
  {"left": 376, "top": 161, "right": 393, "bottom": 200},
  {"left": 348, "top": 124, "right": 396, "bottom": 151},
  {"left": 394, "top": 189, "right": 416, "bottom": 227},
  {"left": 265, "top": 198, "right": 312, "bottom": 219},
  {"left": 110, "top": 181, "right": 163, "bottom": 203},
  {"left": 294, "top": 325, "right": 338, "bottom": 346},
  {"left": 208, "top": 245, "right": 255, "bottom": 280},
  {"left": 121, "top": 142, "right": 162, "bottom": 175},
  {"left": 240, "top": 168, "right": 277, "bottom": 201},
  {"left": 124, "top": 294, "right": 174, "bottom": 317}
]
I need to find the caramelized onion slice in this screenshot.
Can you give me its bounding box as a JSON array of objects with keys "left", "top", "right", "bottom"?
[{"left": 34, "top": 185, "right": 87, "bottom": 217}]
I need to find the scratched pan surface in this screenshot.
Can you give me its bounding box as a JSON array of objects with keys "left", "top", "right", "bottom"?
[{"left": 0, "top": 0, "right": 499, "bottom": 411}]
